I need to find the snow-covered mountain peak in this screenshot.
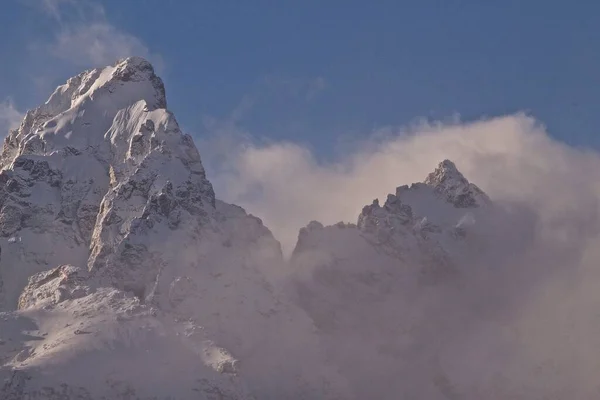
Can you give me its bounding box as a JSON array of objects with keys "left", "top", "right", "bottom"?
[
  {"left": 355, "top": 160, "right": 489, "bottom": 234},
  {"left": 1, "top": 57, "right": 167, "bottom": 163},
  {"left": 424, "top": 159, "right": 463, "bottom": 185},
  {"left": 43, "top": 56, "right": 166, "bottom": 116},
  {"left": 0, "top": 60, "right": 353, "bottom": 398},
  {"left": 295, "top": 159, "right": 494, "bottom": 278},
  {"left": 0, "top": 57, "right": 221, "bottom": 311},
  {"left": 420, "top": 159, "right": 490, "bottom": 208}
]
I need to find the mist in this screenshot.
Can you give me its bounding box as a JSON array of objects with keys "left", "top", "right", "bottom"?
[{"left": 201, "top": 113, "right": 600, "bottom": 398}]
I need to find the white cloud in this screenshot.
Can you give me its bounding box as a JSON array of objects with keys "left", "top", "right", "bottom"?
[
  {"left": 200, "top": 113, "right": 600, "bottom": 397},
  {"left": 203, "top": 113, "right": 600, "bottom": 254},
  {"left": 0, "top": 99, "right": 24, "bottom": 136},
  {"left": 28, "top": 0, "right": 163, "bottom": 71},
  {"left": 50, "top": 22, "right": 164, "bottom": 71}
]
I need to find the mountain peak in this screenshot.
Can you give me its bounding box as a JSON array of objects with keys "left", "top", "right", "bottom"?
[
  {"left": 0, "top": 58, "right": 220, "bottom": 308},
  {"left": 110, "top": 57, "right": 166, "bottom": 105},
  {"left": 115, "top": 56, "right": 153, "bottom": 69},
  {"left": 1, "top": 56, "right": 169, "bottom": 161},
  {"left": 44, "top": 55, "right": 166, "bottom": 116},
  {"left": 423, "top": 159, "right": 489, "bottom": 208},
  {"left": 424, "top": 159, "right": 465, "bottom": 186}
]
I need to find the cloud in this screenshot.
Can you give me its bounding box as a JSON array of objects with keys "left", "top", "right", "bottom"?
[
  {"left": 27, "top": 0, "right": 164, "bottom": 72},
  {"left": 0, "top": 99, "right": 24, "bottom": 137},
  {"left": 49, "top": 22, "right": 164, "bottom": 71},
  {"left": 205, "top": 75, "right": 328, "bottom": 126},
  {"left": 262, "top": 75, "right": 328, "bottom": 101},
  {"left": 36, "top": 0, "right": 76, "bottom": 21},
  {"left": 305, "top": 77, "right": 327, "bottom": 100},
  {"left": 202, "top": 113, "right": 600, "bottom": 254},
  {"left": 199, "top": 113, "right": 600, "bottom": 397}
]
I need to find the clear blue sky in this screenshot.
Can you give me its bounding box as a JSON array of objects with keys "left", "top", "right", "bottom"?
[{"left": 1, "top": 0, "right": 600, "bottom": 156}]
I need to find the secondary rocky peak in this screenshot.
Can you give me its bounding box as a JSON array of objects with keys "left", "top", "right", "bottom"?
[
  {"left": 293, "top": 158, "right": 495, "bottom": 276},
  {"left": 425, "top": 159, "right": 463, "bottom": 185},
  {"left": 423, "top": 159, "right": 490, "bottom": 208}
]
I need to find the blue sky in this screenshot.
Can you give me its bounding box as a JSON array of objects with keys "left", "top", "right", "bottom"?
[{"left": 1, "top": 0, "right": 600, "bottom": 157}]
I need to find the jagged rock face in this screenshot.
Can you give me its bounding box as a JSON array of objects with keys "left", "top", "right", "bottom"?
[
  {"left": 86, "top": 102, "right": 217, "bottom": 294},
  {"left": 0, "top": 57, "right": 217, "bottom": 309},
  {"left": 0, "top": 148, "right": 103, "bottom": 309}
]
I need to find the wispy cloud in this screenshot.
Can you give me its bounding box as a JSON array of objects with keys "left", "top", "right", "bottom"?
[
  {"left": 27, "top": 0, "right": 163, "bottom": 72},
  {"left": 49, "top": 22, "right": 163, "bottom": 70},
  {"left": 36, "top": 0, "right": 76, "bottom": 22},
  {"left": 0, "top": 99, "right": 24, "bottom": 137},
  {"left": 262, "top": 75, "right": 328, "bottom": 102},
  {"left": 198, "top": 74, "right": 328, "bottom": 151}
]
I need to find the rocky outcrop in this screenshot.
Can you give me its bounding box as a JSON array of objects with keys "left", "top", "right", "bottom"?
[{"left": 17, "top": 264, "right": 90, "bottom": 310}]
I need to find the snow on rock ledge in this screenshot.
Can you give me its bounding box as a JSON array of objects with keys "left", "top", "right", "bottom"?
[{"left": 17, "top": 264, "right": 90, "bottom": 310}]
